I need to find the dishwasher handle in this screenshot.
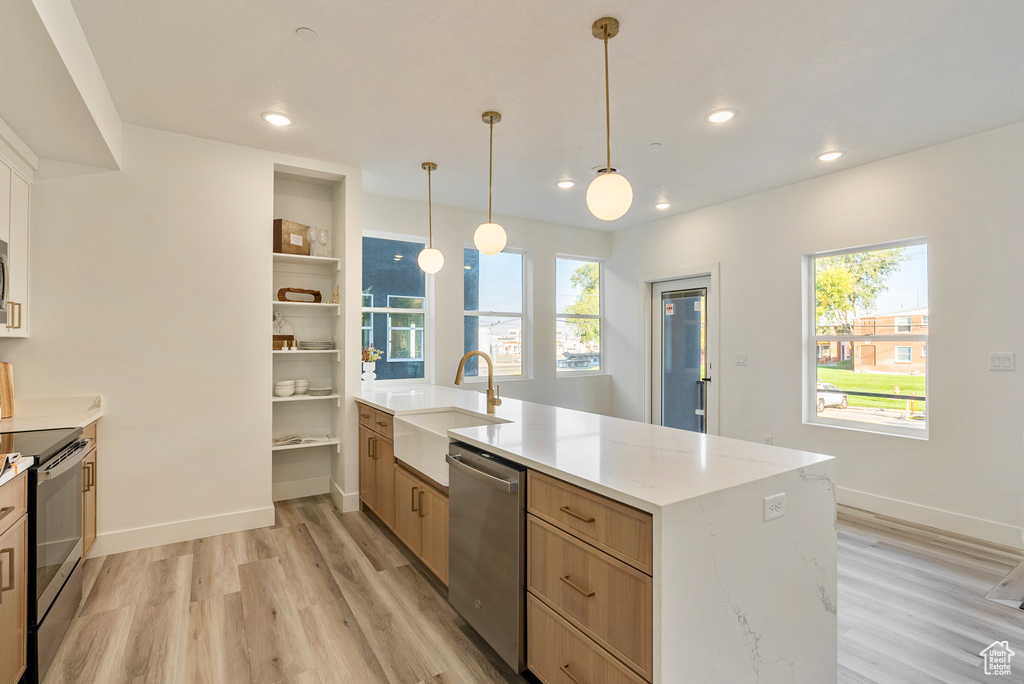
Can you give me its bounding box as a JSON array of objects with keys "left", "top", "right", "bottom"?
[{"left": 446, "top": 454, "right": 519, "bottom": 493}]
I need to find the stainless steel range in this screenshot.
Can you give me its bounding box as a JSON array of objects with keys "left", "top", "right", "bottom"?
[{"left": 8, "top": 428, "right": 89, "bottom": 683}]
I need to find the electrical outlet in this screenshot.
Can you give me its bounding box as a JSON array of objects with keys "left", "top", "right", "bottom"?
[
  {"left": 764, "top": 493, "right": 785, "bottom": 521},
  {"left": 763, "top": 435, "right": 773, "bottom": 445},
  {"left": 735, "top": 353, "right": 747, "bottom": 366},
  {"left": 990, "top": 352, "right": 1016, "bottom": 371}
]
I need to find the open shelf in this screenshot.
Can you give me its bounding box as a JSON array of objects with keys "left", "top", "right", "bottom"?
[
  {"left": 273, "top": 349, "right": 340, "bottom": 356},
  {"left": 272, "top": 393, "right": 340, "bottom": 403},
  {"left": 273, "top": 253, "right": 340, "bottom": 268},
  {"left": 272, "top": 437, "right": 340, "bottom": 452},
  {"left": 273, "top": 301, "right": 340, "bottom": 309}
]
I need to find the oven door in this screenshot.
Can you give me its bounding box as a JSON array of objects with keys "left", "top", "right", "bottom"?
[{"left": 35, "top": 438, "right": 89, "bottom": 619}]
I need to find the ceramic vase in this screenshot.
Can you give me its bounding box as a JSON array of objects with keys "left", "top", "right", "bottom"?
[{"left": 362, "top": 362, "right": 376, "bottom": 391}]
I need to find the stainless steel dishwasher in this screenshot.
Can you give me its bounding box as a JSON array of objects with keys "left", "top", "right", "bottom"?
[{"left": 446, "top": 441, "right": 527, "bottom": 673}]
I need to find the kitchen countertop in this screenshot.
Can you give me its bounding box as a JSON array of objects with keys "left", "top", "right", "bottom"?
[
  {"left": 0, "top": 395, "right": 103, "bottom": 433},
  {"left": 0, "top": 455, "right": 33, "bottom": 488},
  {"left": 357, "top": 385, "right": 833, "bottom": 514}
]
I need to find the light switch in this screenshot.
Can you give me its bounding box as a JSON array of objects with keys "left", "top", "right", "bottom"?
[
  {"left": 735, "top": 353, "right": 747, "bottom": 366},
  {"left": 990, "top": 353, "right": 1016, "bottom": 371}
]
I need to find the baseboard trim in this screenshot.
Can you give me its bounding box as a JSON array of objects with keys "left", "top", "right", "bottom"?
[
  {"left": 332, "top": 479, "right": 360, "bottom": 512},
  {"left": 838, "top": 486, "right": 1024, "bottom": 550},
  {"left": 273, "top": 477, "right": 330, "bottom": 502},
  {"left": 90, "top": 504, "right": 276, "bottom": 558}
]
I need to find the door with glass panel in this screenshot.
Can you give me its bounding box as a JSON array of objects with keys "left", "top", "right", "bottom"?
[{"left": 652, "top": 278, "right": 710, "bottom": 433}]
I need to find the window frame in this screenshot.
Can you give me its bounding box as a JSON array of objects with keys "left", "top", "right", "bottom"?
[
  {"left": 462, "top": 245, "right": 528, "bottom": 380},
  {"left": 895, "top": 316, "right": 912, "bottom": 333},
  {"left": 361, "top": 231, "right": 433, "bottom": 385},
  {"left": 803, "top": 237, "right": 928, "bottom": 439},
  {"left": 385, "top": 296, "right": 425, "bottom": 363},
  {"left": 895, "top": 345, "right": 913, "bottom": 363},
  {"left": 555, "top": 255, "right": 604, "bottom": 376}
]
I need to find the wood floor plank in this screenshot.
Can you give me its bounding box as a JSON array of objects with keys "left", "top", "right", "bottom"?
[
  {"left": 80, "top": 548, "right": 159, "bottom": 617},
  {"left": 121, "top": 554, "right": 192, "bottom": 683},
  {"left": 338, "top": 510, "right": 410, "bottom": 571},
  {"left": 268, "top": 523, "right": 344, "bottom": 610},
  {"left": 238, "top": 556, "right": 316, "bottom": 683},
  {"left": 41, "top": 606, "right": 134, "bottom": 684},
  {"left": 191, "top": 528, "right": 279, "bottom": 603},
  {"left": 299, "top": 595, "right": 390, "bottom": 684},
  {"left": 187, "top": 592, "right": 252, "bottom": 684}
]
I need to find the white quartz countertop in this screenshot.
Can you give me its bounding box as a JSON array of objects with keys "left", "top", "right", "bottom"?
[
  {"left": 357, "top": 386, "right": 833, "bottom": 514},
  {"left": 0, "top": 396, "right": 103, "bottom": 433},
  {"left": 0, "top": 455, "right": 33, "bottom": 488}
]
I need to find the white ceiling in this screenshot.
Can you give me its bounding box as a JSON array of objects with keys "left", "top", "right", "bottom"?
[{"left": 62, "top": 1, "right": 1024, "bottom": 229}]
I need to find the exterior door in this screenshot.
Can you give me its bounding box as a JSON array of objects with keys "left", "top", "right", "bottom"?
[{"left": 652, "top": 278, "right": 711, "bottom": 433}]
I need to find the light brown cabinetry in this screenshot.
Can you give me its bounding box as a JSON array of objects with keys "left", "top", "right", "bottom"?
[
  {"left": 527, "top": 471, "right": 654, "bottom": 683},
  {"left": 357, "top": 405, "right": 395, "bottom": 529},
  {"left": 392, "top": 464, "right": 449, "bottom": 585},
  {"left": 0, "top": 472, "right": 28, "bottom": 684},
  {"left": 82, "top": 420, "right": 99, "bottom": 557}
]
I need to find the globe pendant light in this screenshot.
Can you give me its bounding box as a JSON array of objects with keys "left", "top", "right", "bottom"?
[
  {"left": 586, "top": 17, "right": 633, "bottom": 221},
  {"left": 474, "top": 111, "right": 507, "bottom": 255},
  {"left": 417, "top": 162, "right": 444, "bottom": 274}
]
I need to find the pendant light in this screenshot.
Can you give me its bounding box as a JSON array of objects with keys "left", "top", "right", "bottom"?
[
  {"left": 474, "top": 111, "right": 507, "bottom": 255},
  {"left": 586, "top": 17, "right": 633, "bottom": 222},
  {"left": 417, "top": 162, "right": 444, "bottom": 273}
]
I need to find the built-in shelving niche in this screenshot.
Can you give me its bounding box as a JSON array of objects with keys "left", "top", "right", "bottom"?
[{"left": 271, "top": 168, "right": 346, "bottom": 502}]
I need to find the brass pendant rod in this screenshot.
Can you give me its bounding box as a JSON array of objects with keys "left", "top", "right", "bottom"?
[
  {"left": 604, "top": 26, "right": 611, "bottom": 174},
  {"left": 427, "top": 165, "right": 433, "bottom": 247},
  {"left": 488, "top": 117, "right": 494, "bottom": 223}
]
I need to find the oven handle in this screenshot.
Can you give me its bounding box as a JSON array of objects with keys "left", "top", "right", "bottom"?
[{"left": 37, "top": 439, "right": 92, "bottom": 482}]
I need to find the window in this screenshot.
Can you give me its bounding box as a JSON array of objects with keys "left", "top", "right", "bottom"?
[
  {"left": 362, "top": 235, "right": 429, "bottom": 381},
  {"left": 807, "top": 240, "right": 928, "bottom": 435},
  {"left": 555, "top": 257, "right": 601, "bottom": 372},
  {"left": 464, "top": 248, "right": 524, "bottom": 377}
]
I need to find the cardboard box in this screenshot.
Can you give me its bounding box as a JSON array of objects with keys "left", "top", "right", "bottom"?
[{"left": 273, "top": 219, "right": 311, "bottom": 255}]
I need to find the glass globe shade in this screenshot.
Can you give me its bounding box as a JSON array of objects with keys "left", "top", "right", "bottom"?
[
  {"left": 474, "top": 222, "right": 507, "bottom": 255},
  {"left": 417, "top": 247, "right": 444, "bottom": 274},
  {"left": 586, "top": 172, "right": 633, "bottom": 221}
]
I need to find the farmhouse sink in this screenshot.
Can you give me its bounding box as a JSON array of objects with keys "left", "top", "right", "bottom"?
[{"left": 393, "top": 408, "right": 510, "bottom": 486}]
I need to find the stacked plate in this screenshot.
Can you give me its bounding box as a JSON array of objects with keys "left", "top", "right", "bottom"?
[
  {"left": 298, "top": 341, "right": 334, "bottom": 350},
  {"left": 308, "top": 387, "right": 333, "bottom": 396}
]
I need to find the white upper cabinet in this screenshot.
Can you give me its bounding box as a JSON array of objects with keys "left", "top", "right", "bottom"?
[{"left": 0, "top": 159, "right": 29, "bottom": 338}]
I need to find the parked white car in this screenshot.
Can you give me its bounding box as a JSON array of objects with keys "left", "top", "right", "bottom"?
[{"left": 816, "top": 382, "right": 848, "bottom": 412}]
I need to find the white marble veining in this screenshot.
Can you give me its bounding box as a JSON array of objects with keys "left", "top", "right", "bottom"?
[
  {"left": 358, "top": 385, "right": 832, "bottom": 513},
  {"left": 0, "top": 395, "right": 103, "bottom": 432}
]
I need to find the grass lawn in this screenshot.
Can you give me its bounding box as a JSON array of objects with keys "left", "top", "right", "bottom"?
[{"left": 817, "top": 367, "right": 926, "bottom": 413}]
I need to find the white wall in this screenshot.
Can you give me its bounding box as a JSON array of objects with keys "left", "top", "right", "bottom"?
[
  {"left": 0, "top": 125, "right": 361, "bottom": 554},
  {"left": 363, "top": 193, "right": 614, "bottom": 415},
  {"left": 606, "top": 121, "right": 1024, "bottom": 548}
]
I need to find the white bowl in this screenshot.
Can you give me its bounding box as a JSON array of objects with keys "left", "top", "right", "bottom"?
[
  {"left": 274, "top": 387, "right": 295, "bottom": 397},
  {"left": 275, "top": 381, "right": 296, "bottom": 387},
  {"left": 294, "top": 386, "right": 309, "bottom": 395}
]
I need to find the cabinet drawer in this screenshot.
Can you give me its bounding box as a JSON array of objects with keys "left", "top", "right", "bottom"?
[
  {"left": 527, "top": 516, "right": 652, "bottom": 681},
  {"left": 81, "top": 420, "right": 97, "bottom": 444},
  {"left": 528, "top": 471, "right": 653, "bottom": 575},
  {"left": 372, "top": 410, "right": 393, "bottom": 439},
  {"left": 528, "top": 593, "right": 646, "bottom": 684},
  {"left": 358, "top": 404, "right": 375, "bottom": 429},
  {"left": 0, "top": 471, "right": 27, "bottom": 538}
]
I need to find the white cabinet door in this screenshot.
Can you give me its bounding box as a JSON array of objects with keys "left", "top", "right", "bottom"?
[
  {"left": 7, "top": 173, "right": 27, "bottom": 337},
  {"left": 0, "top": 162, "right": 9, "bottom": 245}
]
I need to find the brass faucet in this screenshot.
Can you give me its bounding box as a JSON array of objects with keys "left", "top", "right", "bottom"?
[{"left": 454, "top": 350, "right": 502, "bottom": 414}]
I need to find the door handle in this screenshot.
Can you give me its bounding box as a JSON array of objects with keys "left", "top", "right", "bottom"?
[
  {"left": 0, "top": 506, "right": 13, "bottom": 524},
  {"left": 368, "top": 436, "right": 375, "bottom": 459},
  {"left": 418, "top": 490, "right": 425, "bottom": 518},
  {"left": 6, "top": 302, "right": 21, "bottom": 330},
  {"left": 559, "top": 663, "right": 584, "bottom": 684},
  {"left": 411, "top": 486, "right": 418, "bottom": 512}
]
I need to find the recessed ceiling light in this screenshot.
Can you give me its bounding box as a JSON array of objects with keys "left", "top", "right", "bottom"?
[
  {"left": 262, "top": 112, "right": 293, "bottom": 126},
  {"left": 557, "top": 180, "right": 576, "bottom": 189},
  {"left": 655, "top": 202, "right": 671, "bottom": 210},
  {"left": 705, "top": 109, "right": 736, "bottom": 124},
  {"left": 818, "top": 151, "right": 844, "bottom": 162}
]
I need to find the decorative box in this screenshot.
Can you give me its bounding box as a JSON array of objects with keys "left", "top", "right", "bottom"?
[{"left": 273, "top": 219, "right": 311, "bottom": 255}]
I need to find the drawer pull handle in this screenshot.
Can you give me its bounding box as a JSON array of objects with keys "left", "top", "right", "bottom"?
[
  {"left": 559, "top": 574, "right": 595, "bottom": 598},
  {"left": 376, "top": 420, "right": 388, "bottom": 427},
  {"left": 0, "top": 506, "right": 13, "bottom": 524},
  {"left": 559, "top": 506, "right": 595, "bottom": 523},
  {"left": 559, "top": 663, "right": 583, "bottom": 684}
]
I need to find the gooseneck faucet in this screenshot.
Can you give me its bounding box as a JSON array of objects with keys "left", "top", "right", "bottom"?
[{"left": 454, "top": 350, "right": 502, "bottom": 414}]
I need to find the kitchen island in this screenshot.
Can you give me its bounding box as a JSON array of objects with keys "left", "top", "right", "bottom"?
[{"left": 356, "top": 385, "right": 836, "bottom": 684}]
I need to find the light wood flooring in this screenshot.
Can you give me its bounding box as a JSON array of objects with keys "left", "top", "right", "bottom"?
[{"left": 42, "top": 497, "right": 1024, "bottom": 684}]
